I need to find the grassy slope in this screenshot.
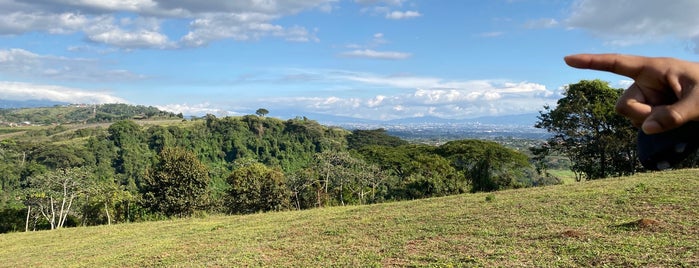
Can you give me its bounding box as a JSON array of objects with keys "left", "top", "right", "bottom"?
[{"left": 1, "top": 170, "right": 698, "bottom": 267}]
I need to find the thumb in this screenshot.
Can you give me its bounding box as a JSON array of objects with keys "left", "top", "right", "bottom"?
[{"left": 642, "top": 101, "right": 697, "bottom": 134}]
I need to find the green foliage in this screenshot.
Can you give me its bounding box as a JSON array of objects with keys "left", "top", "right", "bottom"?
[
  {"left": 225, "top": 160, "right": 290, "bottom": 214},
  {"left": 438, "top": 139, "right": 534, "bottom": 192},
  {"left": 535, "top": 80, "right": 639, "bottom": 180},
  {"left": 142, "top": 147, "right": 210, "bottom": 217},
  {"left": 0, "top": 106, "right": 562, "bottom": 232},
  {"left": 255, "top": 108, "right": 269, "bottom": 117},
  {"left": 0, "top": 103, "right": 177, "bottom": 125},
  {"left": 485, "top": 193, "right": 496, "bottom": 202},
  {"left": 347, "top": 128, "right": 409, "bottom": 150},
  {"left": 0, "top": 207, "right": 25, "bottom": 233}
]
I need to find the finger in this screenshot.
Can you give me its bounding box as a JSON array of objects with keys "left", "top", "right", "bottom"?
[
  {"left": 642, "top": 107, "right": 683, "bottom": 134},
  {"left": 564, "top": 54, "right": 649, "bottom": 79},
  {"left": 642, "top": 84, "right": 699, "bottom": 134},
  {"left": 615, "top": 83, "right": 651, "bottom": 125},
  {"left": 642, "top": 101, "right": 698, "bottom": 135}
]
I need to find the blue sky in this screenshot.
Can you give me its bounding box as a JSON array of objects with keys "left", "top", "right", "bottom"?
[{"left": 1, "top": 0, "right": 699, "bottom": 121}]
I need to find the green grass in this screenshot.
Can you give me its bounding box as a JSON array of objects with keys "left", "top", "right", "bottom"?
[
  {"left": 2, "top": 169, "right": 698, "bottom": 267},
  {"left": 549, "top": 169, "right": 578, "bottom": 184}
]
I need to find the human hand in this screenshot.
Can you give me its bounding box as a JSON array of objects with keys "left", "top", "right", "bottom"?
[{"left": 564, "top": 54, "right": 699, "bottom": 134}]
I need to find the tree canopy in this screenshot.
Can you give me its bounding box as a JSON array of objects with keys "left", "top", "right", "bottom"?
[{"left": 535, "top": 79, "right": 639, "bottom": 180}]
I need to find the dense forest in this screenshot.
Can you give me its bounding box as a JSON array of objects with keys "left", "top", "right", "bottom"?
[{"left": 0, "top": 109, "right": 551, "bottom": 233}]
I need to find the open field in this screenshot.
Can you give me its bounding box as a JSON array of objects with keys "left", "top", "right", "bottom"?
[
  {"left": 549, "top": 169, "right": 577, "bottom": 184},
  {"left": 0, "top": 119, "right": 188, "bottom": 141},
  {"left": 1, "top": 169, "right": 698, "bottom": 267}
]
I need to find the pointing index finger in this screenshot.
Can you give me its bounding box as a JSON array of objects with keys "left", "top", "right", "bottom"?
[{"left": 564, "top": 53, "right": 648, "bottom": 79}]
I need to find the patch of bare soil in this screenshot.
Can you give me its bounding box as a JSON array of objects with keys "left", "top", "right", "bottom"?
[
  {"left": 561, "top": 229, "right": 585, "bottom": 239},
  {"left": 613, "top": 218, "right": 663, "bottom": 231}
]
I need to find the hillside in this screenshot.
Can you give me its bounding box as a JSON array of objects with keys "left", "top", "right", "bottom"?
[
  {"left": 1, "top": 169, "right": 697, "bottom": 267},
  {"left": 0, "top": 103, "right": 179, "bottom": 126}
]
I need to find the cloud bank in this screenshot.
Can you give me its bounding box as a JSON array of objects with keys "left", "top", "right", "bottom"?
[
  {"left": 165, "top": 69, "right": 556, "bottom": 120},
  {"left": 0, "top": 48, "right": 145, "bottom": 81},
  {"left": 566, "top": 0, "right": 699, "bottom": 49},
  {"left": 0, "top": 0, "right": 336, "bottom": 49},
  {"left": 0, "top": 81, "right": 126, "bottom": 104}
]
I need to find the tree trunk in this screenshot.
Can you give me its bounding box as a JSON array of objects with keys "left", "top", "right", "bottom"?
[
  {"left": 25, "top": 205, "right": 31, "bottom": 232},
  {"left": 105, "top": 203, "right": 111, "bottom": 225},
  {"left": 49, "top": 196, "right": 56, "bottom": 230},
  {"left": 58, "top": 194, "right": 75, "bottom": 229}
]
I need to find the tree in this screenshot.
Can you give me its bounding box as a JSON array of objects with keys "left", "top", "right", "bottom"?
[
  {"left": 438, "top": 140, "right": 533, "bottom": 192},
  {"left": 347, "top": 129, "right": 408, "bottom": 150},
  {"left": 108, "top": 120, "right": 152, "bottom": 191},
  {"left": 24, "top": 168, "right": 91, "bottom": 230},
  {"left": 226, "top": 160, "right": 290, "bottom": 214},
  {"left": 142, "top": 147, "right": 210, "bottom": 217},
  {"left": 81, "top": 178, "right": 133, "bottom": 226},
  {"left": 403, "top": 153, "right": 467, "bottom": 198},
  {"left": 255, "top": 108, "right": 269, "bottom": 117},
  {"left": 535, "top": 80, "right": 639, "bottom": 180}
]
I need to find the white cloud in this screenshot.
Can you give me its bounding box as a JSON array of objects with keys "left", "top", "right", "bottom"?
[
  {"left": 340, "top": 49, "right": 411, "bottom": 60},
  {"left": 156, "top": 103, "right": 239, "bottom": 116},
  {"left": 180, "top": 12, "right": 319, "bottom": 47},
  {"left": 0, "top": 81, "right": 126, "bottom": 104},
  {"left": 478, "top": 31, "right": 504, "bottom": 38},
  {"left": 385, "top": 10, "right": 421, "bottom": 20},
  {"left": 0, "top": 12, "right": 89, "bottom": 35},
  {"left": 256, "top": 70, "right": 556, "bottom": 120},
  {"left": 88, "top": 28, "right": 173, "bottom": 49},
  {"left": 367, "top": 95, "right": 386, "bottom": 107},
  {"left": 566, "top": 0, "right": 699, "bottom": 48},
  {"left": 0, "top": 48, "right": 146, "bottom": 81},
  {"left": 0, "top": 0, "right": 333, "bottom": 49},
  {"left": 355, "top": 0, "right": 406, "bottom": 5},
  {"left": 355, "top": 0, "right": 422, "bottom": 21},
  {"left": 524, "top": 18, "right": 559, "bottom": 29}
]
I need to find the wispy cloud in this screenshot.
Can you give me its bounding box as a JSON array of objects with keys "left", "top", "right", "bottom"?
[
  {"left": 386, "top": 10, "right": 422, "bottom": 20},
  {"left": 524, "top": 18, "right": 559, "bottom": 29},
  {"left": 566, "top": 0, "right": 699, "bottom": 50},
  {"left": 0, "top": 81, "right": 126, "bottom": 104},
  {"left": 339, "top": 32, "right": 411, "bottom": 60},
  {"left": 340, "top": 49, "right": 412, "bottom": 60},
  {"left": 478, "top": 31, "right": 504, "bottom": 38},
  {"left": 0, "top": 48, "right": 146, "bottom": 82}
]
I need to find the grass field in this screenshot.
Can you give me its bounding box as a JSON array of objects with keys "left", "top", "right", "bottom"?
[
  {"left": 549, "top": 169, "right": 578, "bottom": 184},
  {"left": 1, "top": 169, "right": 697, "bottom": 267}
]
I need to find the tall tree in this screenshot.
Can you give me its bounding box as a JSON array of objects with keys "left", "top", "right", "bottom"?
[
  {"left": 535, "top": 80, "right": 639, "bottom": 180},
  {"left": 438, "top": 140, "right": 533, "bottom": 192},
  {"left": 142, "top": 147, "right": 210, "bottom": 217},
  {"left": 24, "top": 168, "right": 91, "bottom": 230},
  {"left": 225, "top": 160, "right": 290, "bottom": 214},
  {"left": 255, "top": 108, "right": 269, "bottom": 117}
]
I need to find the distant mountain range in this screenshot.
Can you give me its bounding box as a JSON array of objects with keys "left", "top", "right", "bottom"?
[{"left": 274, "top": 110, "right": 541, "bottom": 128}]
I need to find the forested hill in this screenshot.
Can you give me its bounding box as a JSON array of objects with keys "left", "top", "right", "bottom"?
[
  {"left": 0, "top": 107, "right": 551, "bottom": 233},
  {"left": 0, "top": 103, "right": 180, "bottom": 125}
]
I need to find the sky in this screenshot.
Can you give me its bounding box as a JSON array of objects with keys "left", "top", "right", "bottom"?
[{"left": 2, "top": 0, "right": 699, "bottom": 121}]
